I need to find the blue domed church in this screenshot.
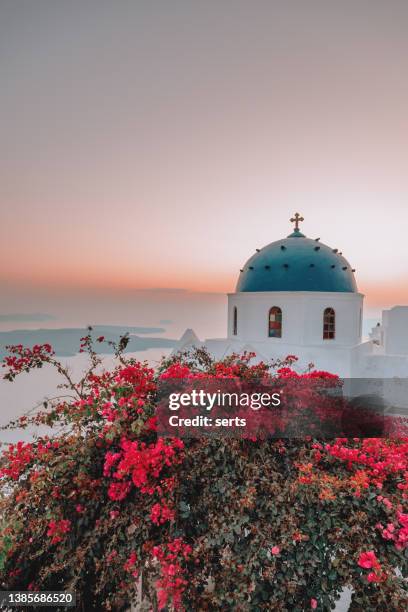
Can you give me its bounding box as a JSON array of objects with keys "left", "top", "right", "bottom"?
[{"left": 174, "top": 214, "right": 408, "bottom": 378}]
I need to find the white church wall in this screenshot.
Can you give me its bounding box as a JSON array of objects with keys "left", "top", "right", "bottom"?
[
  {"left": 203, "top": 337, "right": 355, "bottom": 376},
  {"left": 350, "top": 341, "right": 374, "bottom": 374},
  {"left": 303, "top": 293, "right": 363, "bottom": 347},
  {"left": 359, "top": 355, "right": 408, "bottom": 378},
  {"left": 350, "top": 342, "right": 408, "bottom": 377},
  {"left": 182, "top": 333, "right": 408, "bottom": 379},
  {"left": 228, "top": 291, "right": 363, "bottom": 348},
  {"left": 246, "top": 342, "right": 354, "bottom": 376},
  {"left": 383, "top": 306, "right": 408, "bottom": 356}
]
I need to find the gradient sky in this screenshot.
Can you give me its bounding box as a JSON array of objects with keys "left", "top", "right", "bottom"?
[{"left": 1, "top": 1, "right": 408, "bottom": 328}]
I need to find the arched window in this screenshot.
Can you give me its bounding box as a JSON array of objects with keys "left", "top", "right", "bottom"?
[
  {"left": 323, "top": 308, "right": 335, "bottom": 339},
  {"left": 233, "top": 306, "right": 238, "bottom": 336},
  {"left": 268, "top": 307, "right": 282, "bottom": 338}
]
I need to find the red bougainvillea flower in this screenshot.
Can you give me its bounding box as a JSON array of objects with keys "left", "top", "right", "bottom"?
[
  {"left": 151, "top": 538, "right": 192, "bottom": 610},
  {"left": 108, "top": 437, "right": 184, "bottom": 495},
  {"left": 150, "top": 501, "right": 175, "bottom": 525},
  {"left": 2, "top": 343, "right": 54, "bottom": 381},
  {"left": 124, "top": 552, "right": 138, "bottom": 577},
  {"left": 46, "top": 519, "right": 71, "bottom": 545},
  {"left": 1, "top": 339, "right": 407, "bottom": 610},
  {"left": 160, "top": 363, "right": 192, "bottom": 379},
  {"left": 0, "top": 441, "right": 35, "bottom": 480},
  {"left": 107, "top": 481, "right": 131, "bottom": 501},
  {"left": 367, "top": 572, "right": 382, "bottom": 583},
  {"left": 358, "top": 550, "right": 380, "bottom": 569}
]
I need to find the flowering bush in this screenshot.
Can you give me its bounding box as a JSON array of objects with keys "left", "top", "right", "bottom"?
[{"left": 0, "top": 333, "right": 407, "bottom": 610}]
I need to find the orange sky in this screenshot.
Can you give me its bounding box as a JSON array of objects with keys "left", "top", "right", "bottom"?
[{"left": 1, "top": 2, "right": 408, "bottom": 317}]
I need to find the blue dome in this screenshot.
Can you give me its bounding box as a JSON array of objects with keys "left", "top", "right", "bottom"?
[{"left": 236, "top": 229, "right": 358, "bottom": 293}]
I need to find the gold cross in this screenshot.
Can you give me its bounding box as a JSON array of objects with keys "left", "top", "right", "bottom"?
[{"left": 290, "top": 212, "right": 304, "bottom": 231}]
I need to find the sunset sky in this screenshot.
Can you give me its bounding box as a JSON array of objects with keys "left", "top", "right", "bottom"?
[{"left": 1, "top": 1, "right": 408, "bottom": 331}]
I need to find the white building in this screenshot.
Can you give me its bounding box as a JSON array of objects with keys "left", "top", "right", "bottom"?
[{"left": 174, "top": 214, "right": 408, "bottom": 378}]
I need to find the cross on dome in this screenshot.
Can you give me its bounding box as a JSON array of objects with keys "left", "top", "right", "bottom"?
[{"left": 290, "top": 212, "right": 304, "bottom": 231}]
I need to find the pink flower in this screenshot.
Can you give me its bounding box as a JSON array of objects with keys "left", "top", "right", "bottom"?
[
  {"left": 311, "top": 599, "right": 318, "bottom": 609},
  {"left": 150, "top": 501, "right": 175, "bottom": 525},
  {"left": 107, "top": 481, "right": 131, "bottom": 501},
  {"left": 382, "top": 497, "right": 392, "bottom": 509},
  {"left": 106, "top": 549, "right": 118, "bottom": 563},
  {"left": 46, "top": 519, "right": 71, "bottom": 545},
  {"left": 271, "top": 546, "right": 280, "bottom": 555},
  {"left": 358, "top": 551, "right": 379, "bottom": 569},
  {"left": 382, "top": 528, "right": 394, "bottom": 540},
  {"left": 366, "top": 570, "right": 386, "bottom": 583},
  {"left": 160, "top": 363, "right": 192, "bottom": 379},
  {"left": 124, "top": 552, "right": 138, "bottom": 576}
]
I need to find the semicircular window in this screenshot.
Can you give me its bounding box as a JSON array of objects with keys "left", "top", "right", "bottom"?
[
  {"left": 323, "top": 307, "right": 335, "bottom": 340},
  {"left": 268, "top": 307, "right": 282, "bottom": 338}
]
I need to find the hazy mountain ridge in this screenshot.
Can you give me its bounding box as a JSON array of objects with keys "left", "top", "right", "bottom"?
[{"left": 0, "top": 325, "right": 175, "bottom": 358}]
